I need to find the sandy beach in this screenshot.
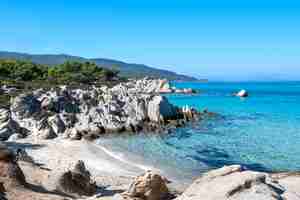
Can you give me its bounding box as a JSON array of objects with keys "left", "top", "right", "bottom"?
[{"left": 3, "top": 136, "right": 185, "bottom": 199}]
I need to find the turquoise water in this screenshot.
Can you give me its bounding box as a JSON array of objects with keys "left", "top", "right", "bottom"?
[{"left": 98, "top": 82, "right": 300, "bottom": 182}]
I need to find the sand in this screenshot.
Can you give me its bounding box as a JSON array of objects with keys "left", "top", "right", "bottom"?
[
  {"left": 3, "top": 136, "right": 157, "bottom": 199},
  {"left": 3, "top": 136, "right": 185, "bottom": 200}
]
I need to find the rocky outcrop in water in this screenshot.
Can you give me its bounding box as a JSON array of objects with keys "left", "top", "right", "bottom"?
[
  {"left": 176, "top": 165, "right": 300, "bottom": 200},
  {"left": 2, "top": 79, "right": 199, "bottom": 141},
  {"left": 235, "top": 89, "right": 248, "bottom": 97}
]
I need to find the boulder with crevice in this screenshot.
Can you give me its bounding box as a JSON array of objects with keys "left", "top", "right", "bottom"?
[{"left": 118, "top": 171, "right": 170, "bottom": 200}]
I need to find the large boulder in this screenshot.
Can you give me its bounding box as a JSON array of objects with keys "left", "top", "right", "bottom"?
[
  {"left": 47, "top": 114, "right": 66, "bottom": 135},
  {"left": 124, "top": 98, "right": 148, "bottom": 131},
  {"left": 55, "top": 160, "right": 97, "bottom": 196},
  {"left": 10, "top": 94, "right": 42, "bottom": 134},
  {"left": 39, "top": 91, "right": 80, "bottom": 114},
  {"left": 271, "top": 172, "right": 300, "bottom": 199},
  {"left": 11, "top": 93, "right": 41, "bottom": 120},
  {"left": 181, "top": 105, "right": 199, "bottom": 121},
  {"left": 148, "top": 96, "right": 178, "bottom": 122},
  {"left": 0, "top": 108, "right": 21, "bottom": 141},
  {"left": 119, "top": 171, "right": 169, "bottom": 200},
  {"left": 0, "top": 143, "right": 26, "bottom": 190},
  {"left": 176, "top": 165, "right": 285, "bottom": 200},
  {"left": 33, "top": 117, "right": 57, "bottom": 139},
  {"left": 64, "top": 128, "right": 82, "bottom": 140}
]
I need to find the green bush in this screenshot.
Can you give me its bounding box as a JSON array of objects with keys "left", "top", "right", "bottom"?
[
  {"left": 0, "top": 59, "right": 47, "bottom": 81},
  {"left": 0, "top": 59, "right": 119, "bottom": 84}
]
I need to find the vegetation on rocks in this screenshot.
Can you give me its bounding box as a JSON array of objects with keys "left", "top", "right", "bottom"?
[
  {"left": 0, "top": 59, "right": 121, "bottom": 106},
  {"left": 0, "top": 59, "right": 120, "bottom": 84}
]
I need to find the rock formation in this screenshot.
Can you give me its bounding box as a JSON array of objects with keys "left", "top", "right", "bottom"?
[
  {"left": 147, "top": 96, "right": 178, "bottom": 122},
  {"left": 236, "top": 89, "right": 248, "bottom": 97},
  {"left": 55, "top": 160, "right": 97, "bottom": 196},
  {"left": 0, "top": 143, "right": 26, "bottom": 190},
  {"left": 0, "top": 108, "right": 21, "bottom": 141},
  {"left": 0, "top": 85, "right": 18, "bottom": 95},
  {"left": 116, "top": 171, "right": 170, "bottom": 200},
  {"left": 176, "top": 165, "right": 300, "bottom": 200},
  {"left": 126, "top": 78, "right": 195, "bottom": 94},
  {"left": 3, "top": 79, "right": 199, "bottom": 140}
]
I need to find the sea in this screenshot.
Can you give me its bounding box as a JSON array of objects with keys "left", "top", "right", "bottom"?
[{"left": 97, "top": 81, "right": 300, "bottom": 183}]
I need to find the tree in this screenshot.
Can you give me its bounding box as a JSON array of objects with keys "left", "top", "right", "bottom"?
[{"left": 0, "top": 59, "right": 119, "bottom": 84}]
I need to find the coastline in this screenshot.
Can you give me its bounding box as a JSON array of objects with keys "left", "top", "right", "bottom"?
[
  {"left": 6, "top": 136, "right": 188, "bottom": 193},
  {"left": 3, "top": 135, "right": 300, "bottom": 200},
  {"left": 2, "top": 80, "right": 300, "bottom": 199},
  {"left": 0, "top": 78, "right": 201, "bottom": 199}
]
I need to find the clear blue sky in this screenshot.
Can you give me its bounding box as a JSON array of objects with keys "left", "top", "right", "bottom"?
[{"left": 1, "top": 0, "right": 300, "bottom": 80}]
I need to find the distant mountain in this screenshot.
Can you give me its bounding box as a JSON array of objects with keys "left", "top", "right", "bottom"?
[{"left": 0, "top": 51, "right": 197, "bottom": 81}]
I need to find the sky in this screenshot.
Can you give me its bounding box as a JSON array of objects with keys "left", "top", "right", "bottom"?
[{"left": 1, "top": 0, "right": 300, "bottom": 81}]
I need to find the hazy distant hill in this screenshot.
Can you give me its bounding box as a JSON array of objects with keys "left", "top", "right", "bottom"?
[{"left": 0, "top": 51, "right": 197, "bottom": 81}]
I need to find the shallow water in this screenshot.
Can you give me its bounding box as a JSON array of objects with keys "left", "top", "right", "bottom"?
[{"left": 97, "top": 82, "right": 300, "bottom": 183}]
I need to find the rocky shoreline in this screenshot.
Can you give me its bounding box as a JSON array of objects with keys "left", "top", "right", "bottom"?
[
  {"left": 0, "top": 78, "right": 199, "bottom": 141},
  {"left": 1, "top": 78, "right": 299, "bottom": 200},
  {"left": 1, "top": 140, "right": 300, "bottom": 200}
]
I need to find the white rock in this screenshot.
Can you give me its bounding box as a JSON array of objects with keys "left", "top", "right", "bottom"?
[
  {"left": 7, "top": 79, "right": 197, "bottom": 139},
  {"left": 11, "top": 93, "right": 41, "bottom": 120},
  {"left": 48, "top": 114, "right": 66, "bottom": 135},
  {"left": 0, "top": 108, "right": 21, "bottom": 140},
  {"left": 148, "top": 96, "right": 177, "bottom": 122},
  {"left": 7, "top": 133, "right": 23, "bottom": 141},
  {"left": 236, "top": 89, "right": 248, "bottom": 97},
  {"left": 125, "top": 171, "right": 169, "bottom": 200},
  {"left": 176, "top": 165, "right": 283, "bottom": 200}
]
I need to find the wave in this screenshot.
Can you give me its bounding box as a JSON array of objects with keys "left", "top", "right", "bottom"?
[{"left": 89, "top": 141, "right": 163, "bottom": 176}]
